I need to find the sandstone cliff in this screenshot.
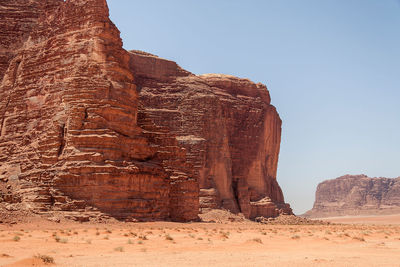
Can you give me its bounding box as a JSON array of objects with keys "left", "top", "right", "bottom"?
[
  {"left": 0, "top": 0, "right": 62, "bottom": 79},
  {"left": 0, "top": 0, "right": 290, "bottom": 221},
  {"left": 131, "top": 51, "right": 292, "bottom": 218},
  {"left": 0, "top": 0, "right": 198, "bottom": 222},
  {"left": 304, "top": 175, "right": 400, "bottom": 218}
]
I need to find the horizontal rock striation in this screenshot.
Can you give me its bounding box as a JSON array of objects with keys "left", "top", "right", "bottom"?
[
  {"left": 304, "top": 175, "right": 400, "bottom": 218},
  {"left": 131, "top": 51, "right": 292, "bottom": 219},
  {"left": 0, "top": 0, "right": 198, "bottom": 221},
  {"left": 0, "top": 0, "right": 62, "bottom": 80},
  {"left": 0, "top": 0, "right": 289, "bottom": 221}
]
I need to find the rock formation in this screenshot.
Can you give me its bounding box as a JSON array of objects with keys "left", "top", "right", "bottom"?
[
  {"left": 131, "top": 51, "right": 292, "bottom": 218},
  {"left": 304, "top": 175, "right": 400, "bottom": 218},
  {"left": 0, "top": 0, "right": 198, "bottom": 222},
  {"left": 0, "top": 0, "right": 291, "bottom": 221},
  {"left": 0, "top": 0, "right": 61, "bottom": 79}
]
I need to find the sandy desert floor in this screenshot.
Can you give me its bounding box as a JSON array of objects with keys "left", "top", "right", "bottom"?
[
  {"left": 319, "top": 214, "right": 400, "bottom": 225},
  {"left": 1, "top": 216, "right": 400, "bottom": 267}
]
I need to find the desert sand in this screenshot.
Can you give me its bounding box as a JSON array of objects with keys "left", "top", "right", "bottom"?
[
  {"left": 319, "top": 214, "right": 400, "bottom": 225},
  {"left": 1, "top": 216, "right": 400, "bottom": 267}
]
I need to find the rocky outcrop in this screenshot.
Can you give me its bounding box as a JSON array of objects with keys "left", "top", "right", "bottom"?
[
  {"left": 0, "top": 0, "right": 197, "bottom": 222},
  {"left": 304, "top": 175, "right": 400, "bottom": 218},
  {"left": 0, "top": 0, "right": 290, "bottom": 221},
  {"left": 131, "top": 51, "right": 292, "bottom": 219}
]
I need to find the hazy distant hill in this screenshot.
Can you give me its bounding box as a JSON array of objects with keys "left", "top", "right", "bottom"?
[{"left": 304, "top": 175, "right": 400, "bottom": 218}]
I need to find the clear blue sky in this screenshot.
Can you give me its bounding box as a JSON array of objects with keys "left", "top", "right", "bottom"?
[{"left": 108, "top": 0, "right": 400, "bottom": 214}]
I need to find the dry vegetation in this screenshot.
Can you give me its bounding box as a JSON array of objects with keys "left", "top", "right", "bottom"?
[{"left": 0, "top": 215, "right": 400, "bottom": 266}]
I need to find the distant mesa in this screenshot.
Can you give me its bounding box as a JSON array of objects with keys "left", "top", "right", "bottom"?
[{"left": 304, "top": 174, "right": 400, "bottom": 218}]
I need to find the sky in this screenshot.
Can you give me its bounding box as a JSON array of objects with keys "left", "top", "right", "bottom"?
[{"left": 108, "top": 0, "right": 400, "bottom": 214}]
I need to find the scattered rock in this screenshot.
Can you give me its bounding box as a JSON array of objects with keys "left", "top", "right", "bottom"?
[
  {"left": 256, "top": 215, "right": 330, "bottom": 225},
  {"left": 199, "top": 209, "right": 248, "bottom": 223},
  {"left": 47, "top": 217, "right": 60, "bottom": 223}
]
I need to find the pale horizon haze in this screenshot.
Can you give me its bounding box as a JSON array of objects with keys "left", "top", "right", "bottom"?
[{"left": 108, "top": 0, "right": 400, "bottom": 214}]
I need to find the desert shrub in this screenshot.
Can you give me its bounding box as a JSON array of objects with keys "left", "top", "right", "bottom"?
[
  {"left": 130, "top": 232, "right": 137, "bottom": 237},
  {"left": 138, "top": 235, "right": 148, "bottom": 240},
  {"left": 352, "top": 236, "right": 365, "bottom": 242},
  {"left": 220, "top": 231, "right": 230, "bottom": 239},
  {"left": 35, "top": 254, "right": 55, "bottom": 264},
  {"left": 114, "top": 246, "right": 124, "bottom": 252}
]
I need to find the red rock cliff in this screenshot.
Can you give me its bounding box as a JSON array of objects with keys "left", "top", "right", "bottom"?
[
  {"left": 0, "top": 0, "right": 62, "bottom": 79},
  {"left": 131, "top": 51, "right": 292, "bottom": 218},
  {"left": 0, "top": 0, "right": 290, "bottom": 221},
  {"left": 0, "top": 0, "right": 198, "bottom": 221}
]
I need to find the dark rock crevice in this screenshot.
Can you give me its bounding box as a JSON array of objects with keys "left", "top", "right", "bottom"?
[{"left": 57, "top": 124, "right": 66, "bottom": 157}]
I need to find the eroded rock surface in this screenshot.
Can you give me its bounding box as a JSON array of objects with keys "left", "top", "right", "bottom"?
[
  {"left": 131, "top": 51, "right": 292, "bottom": 219},
  {"left": 0, "top": 0, "right": 61, "bottom": 79},
  {"left": 0, "top": 0, "right": 290, "bottom": 221},
  {"left": 0, "top": 0, "right": 197, "bottom": 222},
  {"left": 304, "top": 175, "right": 400, "bottom": 218}
]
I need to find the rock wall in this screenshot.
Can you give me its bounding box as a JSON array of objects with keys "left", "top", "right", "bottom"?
[
  {"left": 0, "top": 0, "right": 290, "bottom": 221},
  {"left": 304, "top": 175, "right": 400, "bottom": 217},
  {"left": 0, "top": 0, "right": 62, "bottom": 80},
  {"left": 131, "top": 51, "right": 292, "bottom": 219},
  {"left": 0, "top": 0, "right": 198, "bottom": 222}
]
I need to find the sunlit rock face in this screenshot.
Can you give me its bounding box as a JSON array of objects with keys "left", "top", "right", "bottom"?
[
  {"left": 131, "top": 51, "right": 292, "bottom": 219},
  {"left": 0, "top": 0, "right": 290, "bottom": 221},
  {"left": 0, "top": 0, "right": 198, "bottom": 222},
  {"left": 0, "top": 0, "right": 62, "bottom": 79},
  {"left": 304, "top": 175, "right": 400, "bottom": 218}
]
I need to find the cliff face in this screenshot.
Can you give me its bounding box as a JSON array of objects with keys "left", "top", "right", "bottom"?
[
  {"left": 0, "top": 0, "right": 197, "bottom": 222},
  {"left": 0, "top": 0, "right": 290, "bottom": 221},
  {"left": 304, "top": 175, "right": 400, "bottom": 217},
  {"left": 0, "top": 0, "right": 62, "bottom": 79},
  {"left": 131, "top": 51, "right": 292, "bottom": 219}
]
